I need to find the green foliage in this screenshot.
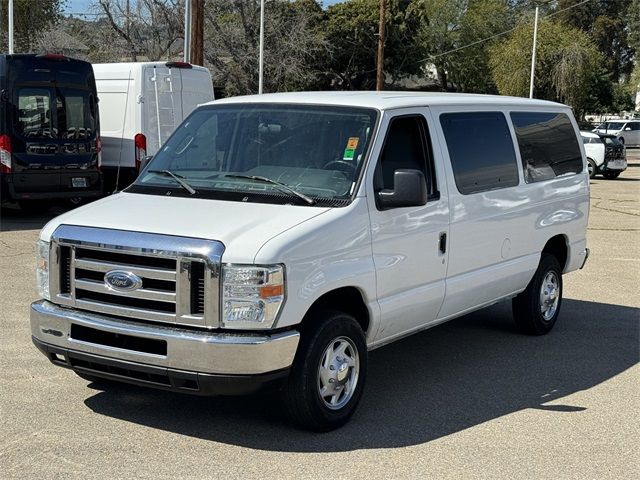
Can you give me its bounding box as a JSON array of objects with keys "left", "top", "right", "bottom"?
[
  {"left": 407, "top": 0, "right": 510, "bottom": 93},
  {"left": 0, "top": 0, "right": 66, "bottom": 52},
  {"left": 629, "top": 0, "right": 640, "bottom": 54},
  {"left": 489, "top": 19, "right": 602, "bottom": 116},
  {"left": 557, "top": 0, "right": 634, "bottom": 80},
  {"left": 322, "top": 0, "right": 422, "bottom": 89}
]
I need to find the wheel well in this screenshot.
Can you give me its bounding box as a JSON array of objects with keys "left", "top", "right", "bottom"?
[
  {"left": 302, "top": 287, "right": 370, "bottom": 333},
  {"left": 542, "top": 235, "right": 568, "bottom": 271}
]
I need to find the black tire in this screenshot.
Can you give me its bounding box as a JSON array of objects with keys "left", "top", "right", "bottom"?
[
  {"left": 282, "top": 311, "right": 367, "bottom": 431},
  {"left": 603, "top": 171, "right": 621, "bottom": 179},
  {"left": 18, "top": 200, "right": 50, "bottom": 213},
  {"left": 587, "top": 158, "right": 597, "bottom": 179},
  {"left": 512, "top": 253, "right": 563, "bottom": 335}
]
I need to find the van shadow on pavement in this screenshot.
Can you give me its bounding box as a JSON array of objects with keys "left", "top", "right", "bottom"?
[
  {"left": 83, "top": 298, "right": 639, "bottom": 452},
  {"left": 0, "top": 204, "right": 74, "bottom": 233}
]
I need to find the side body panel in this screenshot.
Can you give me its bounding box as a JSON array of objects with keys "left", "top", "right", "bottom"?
[
  {"left": 95, "top": 67, "right": 132, "bottom": 170},
  {"left": 364, "top": 107, "right": 450, "bottom": 345},
  {"left": 254, "top": 199, "right": 380, "bottom": 344},
  {"left": 433, "top": 105, "right": 589, "bottom": 320},
  {"left": 583, "top": 139, "right": 605, "bottom": 167}
]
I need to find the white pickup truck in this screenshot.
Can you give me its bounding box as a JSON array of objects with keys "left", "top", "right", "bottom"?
[{"left": 31, "top": 92, "right": 589, "bottom": 431}]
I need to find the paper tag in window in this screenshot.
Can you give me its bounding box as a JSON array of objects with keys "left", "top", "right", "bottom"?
[
  {"left": 343, "top": 149, "right": 355, "bottom": 160},
  {"left": 346, "top": 137, "right": 359, "bottom": 150}
]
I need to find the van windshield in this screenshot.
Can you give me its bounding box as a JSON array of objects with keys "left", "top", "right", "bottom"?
[
  {"left": 132, "top": 104, "right": 378, "bottom": 205},
  {"left": 15, "top": 87, "right": 97, "bottom": 139}
]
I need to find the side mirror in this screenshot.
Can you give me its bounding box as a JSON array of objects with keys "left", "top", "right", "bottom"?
[{"left": 376, "top": 169, "right": 428, "bottom": 210}]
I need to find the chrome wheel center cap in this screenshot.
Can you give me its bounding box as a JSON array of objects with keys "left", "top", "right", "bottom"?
[{"left": 336, "top": 361, "right": 349, "bottom": 383}]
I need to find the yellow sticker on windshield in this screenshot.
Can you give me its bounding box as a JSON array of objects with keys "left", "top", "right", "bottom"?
[{"left": 346, "top": 137, "right": 359, "bottom": 150}]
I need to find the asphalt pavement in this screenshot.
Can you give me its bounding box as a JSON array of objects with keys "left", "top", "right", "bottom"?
[{"left": 1, "top": 152, "right": 638, "bottom": 479}]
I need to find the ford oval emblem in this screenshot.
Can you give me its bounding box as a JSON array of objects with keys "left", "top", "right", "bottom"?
[{"left": 104, "top": 270, "right": 143, "bottom": 292}]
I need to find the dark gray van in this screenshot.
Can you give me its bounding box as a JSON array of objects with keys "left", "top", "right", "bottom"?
[{"left": 0, "top": 54, "right": 102, "bottom": 211}]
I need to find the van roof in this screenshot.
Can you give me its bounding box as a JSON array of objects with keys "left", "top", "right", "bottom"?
[
  {"left": 206, "top": 91, "right": 567, "bottom": 111},
  {"left": 92, "top": 62, "right": 210, "bottom": 75}
]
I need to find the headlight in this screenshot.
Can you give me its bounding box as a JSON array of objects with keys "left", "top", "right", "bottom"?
[
  {"left": 222, "top": 264, "right": 284, "bottom": 329},
  {"left": 36, "top": 240, "right": 51, "bottom": 300}
]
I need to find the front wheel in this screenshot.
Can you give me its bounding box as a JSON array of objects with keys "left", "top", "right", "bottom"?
[
  {"left": 512, "top": 253, "right": 563, "bottom": 335},
  {"left": 282, "top": 311, "right": 367, "bottom": 431}
]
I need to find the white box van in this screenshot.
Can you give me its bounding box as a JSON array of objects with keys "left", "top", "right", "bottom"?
[
  {"left": 93, "top": 61, "right": 214, "bottom": 191},
  {"left": 31, "top": 92, "right": 590, "bottom": 431}
]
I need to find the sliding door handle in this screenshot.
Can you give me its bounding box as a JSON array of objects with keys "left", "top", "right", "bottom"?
[{"left": 439, "top": 232, "right": 447, "bottom": 254}]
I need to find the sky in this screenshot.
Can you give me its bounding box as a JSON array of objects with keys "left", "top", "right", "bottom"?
[{"left": 64, "top": 0, "right": 346, "bottom": 16}]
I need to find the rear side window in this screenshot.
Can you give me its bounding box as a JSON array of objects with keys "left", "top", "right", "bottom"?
[
  {"left": 510, "top": 112, "right": 582, "bottom": 183},
  {"left": 440, "top": 112, "right": 519, "bottom": 195},
  {"left": 630, "top": 123, "right": 640, "bottom": 131}
]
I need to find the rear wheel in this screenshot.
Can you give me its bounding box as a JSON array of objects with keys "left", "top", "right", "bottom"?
[
  {"left": 282, "top": 311, "right": 367, "bottom": 431},
  {"left": 587, "top": 158, "right": 597, "bottom": 179},
  {"left": 512, "top": 253, "right": 563, "bottom": 335},
  {"left": 603, "top": 171, "right": 621, "bottom": 179}
]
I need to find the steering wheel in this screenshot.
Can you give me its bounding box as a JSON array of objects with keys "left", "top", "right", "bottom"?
[{"left": 323, "top": 160, "right": 357, "bottom": 176}]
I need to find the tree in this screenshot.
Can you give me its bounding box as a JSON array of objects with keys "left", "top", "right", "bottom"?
[
  {"left": 95, "top": 0, "right": 185, "bottom": 61},
  {"left": 321, "top": 0, "right": 423, "bottom": 90},
  {"left": 0, "top": 0, "right": 65, "bottom": 52},
  {"left": 556, "top": 0, "right": 634, "bottom": 81},
  {"left": 408, "top": 0, "right": 511, "bottom": 93},
  {"left": 489, "top": 19, "right": 602, "bottom": 118},
  {"left": 203, "top": 0, "right": 326, "bottom": 96}
]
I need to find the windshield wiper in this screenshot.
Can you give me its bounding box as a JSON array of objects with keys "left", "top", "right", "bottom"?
[
  {"left": 224, "top": 174, "right": 315, "bottom": 205},
  {"left": 147, "top": 170, "right": 197, "bottom": 195}
]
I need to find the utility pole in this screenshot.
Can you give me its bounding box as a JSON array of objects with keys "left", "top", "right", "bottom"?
[
  {"left": 376, "top": 0, "right": 387, "bottom": 91},
  {"left": 190, "top": 0, "right": 204, "bottom": 65},
  {"left": 258, "top": 0, "right": 265, "bottom": 94},
  {"left": 8, "top": 0, "right": 14, "bottom": 54},
  {"left": 529, "top": 6, "right": 539, "bottom": 99},
  {"left": 183, "top": 0, "right": 192, "bottom": 62}
]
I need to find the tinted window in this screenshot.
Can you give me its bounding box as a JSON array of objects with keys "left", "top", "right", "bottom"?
[
  {"left": 15, "top": 87, "right": 96, "bottom": 139},
  {"left": 377, "top": 115, "right": 434, "bottom": 194},
  {"left": 17, "top": 88, "right": 54, "bottom": 138},
  {"left": 510, "top": 112, "right": 583, "bottom": 183},
  {"left": 57, "top": 88, "right": 96, "bottom": 139},
  {"left": 629, "top": 123, "right": 640, "bottom": 131},
  {"left": 608, "top": 122, "right": 625, "bottom": 130},
  {"left": 440, "top": 112, "right": 519, "bottom": 194}
]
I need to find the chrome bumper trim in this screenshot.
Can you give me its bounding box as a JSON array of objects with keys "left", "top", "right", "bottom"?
[{"left": 30, "top": 300, "right": 300, "bottom": 375}]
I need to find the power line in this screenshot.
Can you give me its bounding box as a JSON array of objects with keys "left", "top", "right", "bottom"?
[{"left": 418, "top": 0, "right": 593, "bottom": 64}]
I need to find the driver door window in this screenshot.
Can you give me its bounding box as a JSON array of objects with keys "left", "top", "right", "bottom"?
[{"left": 376, "top": 115, "right": 436, "bottom": 195}]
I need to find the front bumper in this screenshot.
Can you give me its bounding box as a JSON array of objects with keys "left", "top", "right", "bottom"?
[{"left": 30, "top": 300, "right": 300, "bottom": 395}]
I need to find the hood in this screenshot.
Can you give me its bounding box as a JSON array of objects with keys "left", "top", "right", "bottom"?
[{"left": 41, "top": 192, "right": 331, "bottom": 263}]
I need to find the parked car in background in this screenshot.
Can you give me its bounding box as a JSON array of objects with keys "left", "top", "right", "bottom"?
[
  {"left": 0, "top": 54, "right": 102, "bottom": 211},
  {"left": 30, "top": 92, "right": 590, "bottom": 431},
  {"left": 93, "top": 61, "right": 214, "bottom": 193},
  {"left": 581, "top": 131, "right": 627, "bottom": 179},
  {"left": 593, "top": 120, "right": 640, "bottom": 147}
]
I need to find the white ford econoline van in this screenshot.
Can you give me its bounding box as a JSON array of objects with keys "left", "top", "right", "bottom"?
[
  {"left": 93, "top": 62, "right": 214, "bottom": 192},
  {"left": 31, "top": 92, "right": 590, "bottom": 431}
]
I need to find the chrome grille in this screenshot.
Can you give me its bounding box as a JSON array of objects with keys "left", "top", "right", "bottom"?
[{"left": 49, "top": 225, "right": 224, "bottom": 329}]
